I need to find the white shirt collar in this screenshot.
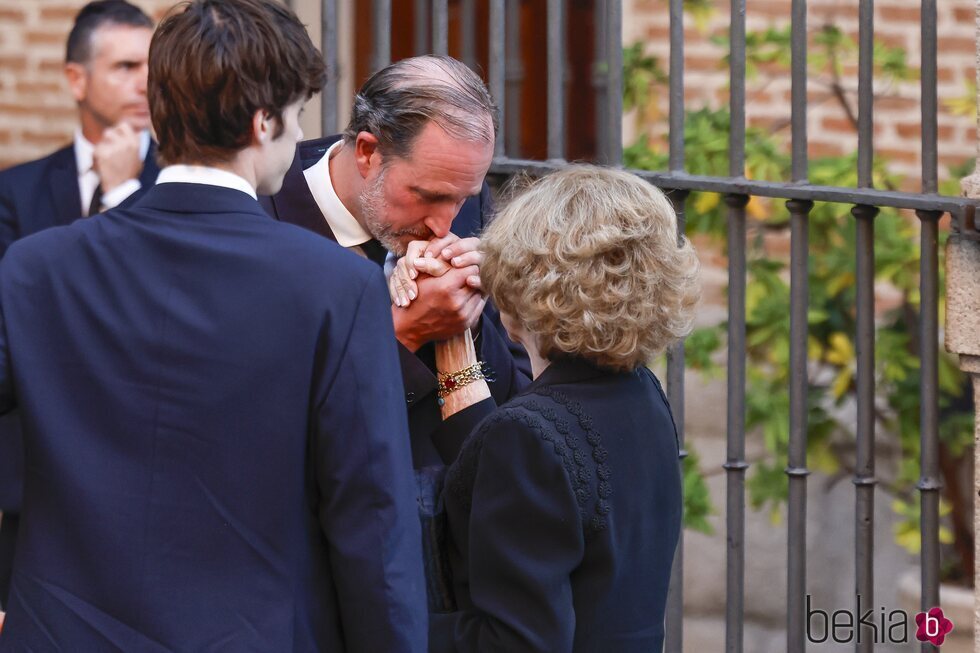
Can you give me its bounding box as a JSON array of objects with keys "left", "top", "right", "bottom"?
[
  {"left": 74, "top": 129, "right": 151, "bottom": 177},
  {"left": 303, "top": 140, "right": 373, "bottom": 247},
  {"left": 155, "top": 165, "right": 257, "bottom": 200}
]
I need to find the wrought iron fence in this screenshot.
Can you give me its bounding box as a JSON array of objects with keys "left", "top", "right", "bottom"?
[{"left": 307, "top": 0, "right": 980, "bottom": 651}]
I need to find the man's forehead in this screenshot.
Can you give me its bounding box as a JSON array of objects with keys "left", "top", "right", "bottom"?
[{"left": 89, "top": 24, "right": 152, "bottom": 61}]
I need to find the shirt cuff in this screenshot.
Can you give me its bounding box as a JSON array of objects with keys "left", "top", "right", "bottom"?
[{"left": 100, "top": 179, "right": 142, "bottom": 209}]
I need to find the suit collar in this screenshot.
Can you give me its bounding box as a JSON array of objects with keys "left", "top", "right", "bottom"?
[
  {"left": 134, "top": 182, "right": 271, "bottom": 218},
  {"left": 268, "top": 146, "right": 337, "bottom": 241},
  {"left": 525, "top": 356, "right": 613, "bottom": 392},
  {"left": 49, "top": 144, "right": 82, "bottom": 224}
]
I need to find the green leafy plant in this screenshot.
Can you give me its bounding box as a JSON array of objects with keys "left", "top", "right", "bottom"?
[{"left": 628, "top": 19, "right": 974, "bottom": 584}]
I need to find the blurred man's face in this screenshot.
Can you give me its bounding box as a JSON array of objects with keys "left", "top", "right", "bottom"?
[
  {"left": 357, "top": 121, "right": 494, "bottom": 255},
  {"left": 66, "top": 24, "right": 152, "bottom": 136}
]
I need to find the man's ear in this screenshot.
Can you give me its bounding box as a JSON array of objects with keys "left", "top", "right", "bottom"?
[
  {"left": 354, "top": 131, "right": 382, "bottom": 179},
  {"left": 252, "top": 109, "right": 274, "bottom": 146},
  {"left": 64, "top": 62, "right": 87, "bottom": 103}
]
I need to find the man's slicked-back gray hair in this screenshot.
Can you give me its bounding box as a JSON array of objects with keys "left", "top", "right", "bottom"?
[{"left": 343, "top": 55, "right": 498, "bottom": 159}]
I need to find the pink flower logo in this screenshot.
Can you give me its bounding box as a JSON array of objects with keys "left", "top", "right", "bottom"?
[{"left": 915, "top": 607, "right": 954, "bottom": 646}]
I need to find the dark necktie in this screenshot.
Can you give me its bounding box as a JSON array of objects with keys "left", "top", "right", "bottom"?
[
  {"left": 88, "top": 183, "right": 103, "bottom": 217},
  {"left": 360, "top": 239, "right": 388, "bottom": 267}
]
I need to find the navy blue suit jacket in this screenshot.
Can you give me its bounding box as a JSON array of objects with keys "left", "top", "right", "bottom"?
[
  {"left": 260, "top": 135, "right": 530, "bottom": 468},
  {"left": 0, "top": 141, "right": 161, "bottom": 258},
  {"left": 0, "top": 183, "right": 426, "bottom": 651},
  {"left": 431, "top": 358, "right": 683, "bottom": 652},
  {"left": 0, "top": 142, "right": 161, "bottom": 507}
]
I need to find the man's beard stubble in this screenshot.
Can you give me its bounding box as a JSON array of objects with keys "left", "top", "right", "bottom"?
[{"left": 358, "top": 167, "right": 433, "bottom": 256}]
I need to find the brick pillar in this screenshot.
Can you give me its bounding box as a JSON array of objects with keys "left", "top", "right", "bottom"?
[{"left": 944, "top": 5, "right": 980, "bottom": 649}]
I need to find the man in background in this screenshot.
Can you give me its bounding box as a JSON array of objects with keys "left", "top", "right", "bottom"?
[
  {"left": 0, "top": 1, "right": 159, "bottom": 607},
  {"left": 0, "top": 0, "right": 425, "bottom": 649},
  {"left": 0, "top": 0, "right": 158, "bottom": 253}
]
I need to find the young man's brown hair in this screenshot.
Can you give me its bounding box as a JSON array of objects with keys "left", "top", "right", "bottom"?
[{"left": 148, "top": 0, "right": 325, "bottom": 165}]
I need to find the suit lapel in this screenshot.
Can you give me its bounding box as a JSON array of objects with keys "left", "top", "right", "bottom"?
[
  {"left": 49, "top": 145, "right": 82, "bottom": 226},
  {"left": 270, "top": 148, "right": 337, "bottom": 242}
]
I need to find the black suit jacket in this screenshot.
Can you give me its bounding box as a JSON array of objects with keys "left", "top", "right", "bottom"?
[
  {"left": 0, "top": 182, "right": 426, "bottom": 651},
  {"left": 261, "top": 135, "right": 530, "bottom": 468},
  {"left": 429, "top": 358, "right": 683, "bottom": 652}
]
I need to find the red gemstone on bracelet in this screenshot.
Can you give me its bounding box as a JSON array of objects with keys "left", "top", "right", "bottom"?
[{"left": 444, "top": 377, "right": 457, "bottom": 390}]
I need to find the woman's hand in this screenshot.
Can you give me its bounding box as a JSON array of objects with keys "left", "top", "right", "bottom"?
[{"left": 388, "top": 236, "right": 485, "bottom": 307}]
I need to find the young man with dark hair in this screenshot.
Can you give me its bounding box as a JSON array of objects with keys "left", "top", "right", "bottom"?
[{"left": 0, "top": 1, "right": 425, "bottom": 650}]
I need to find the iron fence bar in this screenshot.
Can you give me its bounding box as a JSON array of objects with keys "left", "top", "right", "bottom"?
[
  {"left": 852, "top": 203, "right": 878, "bottom": 653},
  {"left": 372, "top": 0, "right": 391, "bottom": 71},
  {"left": 664, "top": 189, "right": 689, "bottom": 653},
  {"left": 853, "top": 2, "right": 876, "bottom": 649},
  {"left": 605, "top": 0, "right": 623, "bottom": 165},
  {"left": 546, "top": 0, "right": 566, "bottom": 161},
  {"left": 786, "top": 198, "right": 812, "bottom": 653},
  {"left": 504, "top": 0, "right": 522, "bottom": 157},
  {"left": 433, "top": 0, "right": 449, "bottom": 56},
  {"left": 917, "top": 209, "right": 942, "bottom": 652},
  {"left": 857, "top": 0, "right": 874, "bottom": 187},
  {"left": 921, "top": 0, "right": 938, "bottom": 194},
  {"left": 489, "top": 0, "right": 505, "bottom": 158},
  {"left": 663, "top": 2, "right": 685, "bottom": 645},
  {"left": 724, "top": 0, "right": 748, "bottom": 647},
  {"left": 918, "top": 0, "right": 940, "bottom": 642},
  {"left": 729, "top": 0, "right": 745, "bottom": 178},
  {"left": 460, "top": 0, "right": 477, "bottom": 68},
  {"left": 320, "top": 0, "right": 338, "bottom": 136},
  {"left": 487, "top": 160, "right": 979, "bottom": 219},
  {"left": 790, "top": 0, "right": 807, "bottom": 183},
  {"left": 668, "top": 0, "right": 684, "bottom": 172},
  {"left": 593, "top": 0, "right": 609, "bottom": 163},
  {"left": 414, "top": 0, "right": 430, "bottom": 55},
  {"left": 725, "top": 193, "right": 749, "bottom": 653}
]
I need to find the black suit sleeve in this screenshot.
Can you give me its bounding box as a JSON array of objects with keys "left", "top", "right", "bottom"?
[
  {"left": 311, "top": 270, "right": 427, "bottom": 653},
  {"left": 443, "top": 412, "right": 583, "bottom": 652}
]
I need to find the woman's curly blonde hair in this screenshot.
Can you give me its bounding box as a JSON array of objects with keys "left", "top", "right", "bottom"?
[{"left": 481, "top": 165, "right": 702, "bottom": 372}]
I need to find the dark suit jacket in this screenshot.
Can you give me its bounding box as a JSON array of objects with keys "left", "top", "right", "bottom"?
[
  {"left": 0, "top": 141, "right": 161, "bottom": 258},
  {"left": 0, "top": 183, "right": 426, "bottom": 651},
  {"left": 260, "top": 135, "right": 530, "bottom": 468},
  {"left": 431, "top": 358, "right": 683, "bottom": 653},
  {"left": 0, "top": 143, "right": 161, "bottom": 606}
]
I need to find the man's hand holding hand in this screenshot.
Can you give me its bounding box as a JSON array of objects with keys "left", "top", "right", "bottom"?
[
  {"left": 93, "top": 122, "right": 142, "bottom": 193},
  {"left": 392, "top": 265, "right": 486, "bottom": 352}
]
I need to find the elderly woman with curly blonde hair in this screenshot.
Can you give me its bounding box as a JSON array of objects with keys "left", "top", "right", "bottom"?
[{"left": 391, "top": 165, "right": 700, "bottom": 653}]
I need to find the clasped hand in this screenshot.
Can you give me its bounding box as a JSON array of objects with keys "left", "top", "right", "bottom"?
[{"left": 389, "top": 234, "right": 486, "bottom": 352}]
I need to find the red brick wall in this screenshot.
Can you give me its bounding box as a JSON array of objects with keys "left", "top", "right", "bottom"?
[
  {"left": 626, "top": 0, "right": 978, "bottom": 188},
  {"left": 0, "top": 0, "right": 174, "bottom": 170},
  {"left": 2, "top": 0, "right": 977, "bottom": 185}
]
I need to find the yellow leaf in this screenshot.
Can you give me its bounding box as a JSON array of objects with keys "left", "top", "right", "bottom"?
[
  {"left": 746, "top": 195, "right": 769, "bottom": 219},
  {"left": 895, "top": 525, "right": 921, "bottom": 553},
  {"left": 826, "top": 272, "right": 855, "bottom": 297},
  {"left": 825, "top": 332, "right": 855, "bottom": 366},
  {"left": 694, "top": 192, "right": 720, "bottom": 214},
  {"left": 808, "top": 336, "right": 824, "bottom": 360},
  {"left": 809, "top": 444, "right": 839, "bottom": 474},
  {"left": 831, "top": 367, "right": 853, "bottom": 399},
  {"left": 939, "top": 526, "right": 955, "bottom": 545}
]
